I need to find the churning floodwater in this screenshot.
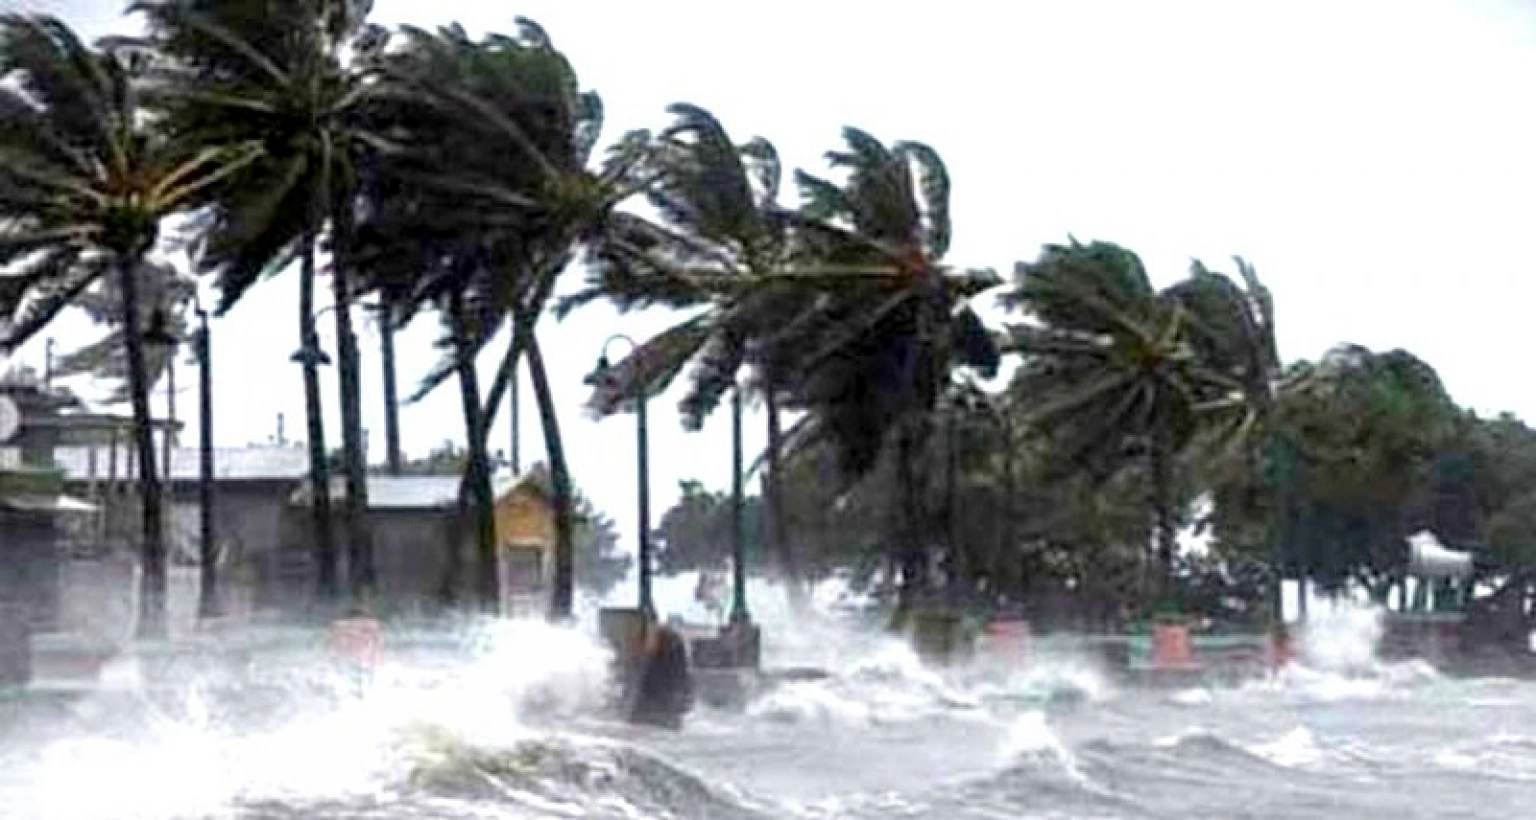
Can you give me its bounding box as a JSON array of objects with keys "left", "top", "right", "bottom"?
[{"left": 1, "top": 578, "right": 1532, "bottom": 820}]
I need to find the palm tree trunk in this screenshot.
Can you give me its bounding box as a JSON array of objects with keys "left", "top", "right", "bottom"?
[
  {"left": 764, "top": 387, "right": 803, "bottom": 607},
  {"left": 379, "top": 307, "right": 403, "bottom": 476},
  {"left": 944, "top": 403, "right": 962, "bottom": 601},
  {"left": 1149, "top": 432, "right": 1176, "bottom": 609},
  {"left": 522, "top": 322, "right": 575, "bottom": 621},
  {"left": 299, "top": 233, "right": 338, "bottom": 605},
  {"left": 449, "top": 294, "right": 499, "bottom": 612},
  {"left": 508, "top": 331, "right": 521, "bottom": 474},
  {"left": 891, "top": 422, "right": 927, "bottom": 631},
  {"left": 331, "top": 267, "right": 372, "bottom": 607},
  {"left": 330, "top": 199, "right": 373, "bottom": 605},
  {"left": 120, "top": 257, "right": 167, "bottom": 640},
  {"left": 451, "top": 318, "right": 523, "bottom": 507}
]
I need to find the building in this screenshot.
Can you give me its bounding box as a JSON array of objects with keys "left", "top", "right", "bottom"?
[
  {"left": 51, "top": 441, "right": 558, "bottom": 632},
  {"left": 0, "top": 375, "right": 109, "bottom": 682},
  {"left": 286, "top": 474, "right": 557, "bottom": 618}
]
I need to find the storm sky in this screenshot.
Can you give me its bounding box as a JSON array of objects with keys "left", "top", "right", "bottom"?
[{"left": 11, "top": 0, "right": 1536, "bottom": 551}]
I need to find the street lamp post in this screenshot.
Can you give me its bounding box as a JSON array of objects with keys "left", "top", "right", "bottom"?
[
  {"left": 589, "top": 335, "right": 653, "bottom": 616},
  {"left": 146, "top": 305, "right": 221, "bottom": 621},
  {"left": 193, "top": 296, "right": 218, "bottom": 620}
]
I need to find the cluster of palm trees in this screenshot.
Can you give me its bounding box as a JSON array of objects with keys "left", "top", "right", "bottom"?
[{"left": 0, "top": 2, "right": 1292, "bottom": 637}]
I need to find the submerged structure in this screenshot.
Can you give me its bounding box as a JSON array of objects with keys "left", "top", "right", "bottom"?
[{"left": 0, "top": 373, "right": 102, "bottom": 685}]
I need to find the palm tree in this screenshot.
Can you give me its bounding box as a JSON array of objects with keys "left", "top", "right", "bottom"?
[
  {"left": 775, "top": 129, "right": 1001, "bottom": 625},
  {"left": 1163, "top": 257, "right": 1287, "bottom": 619},
  {"left": 352, "top": 20, "right": 650, "bottom": 617},
  {"left": 1001, "top": 240, "right": 1220, "bottom": 610},
  {"left": 562, "top": 104, "right": 810, "bottom": 596},
  {"left": 135, "top": 0, "right": 385, "bottom": 608},
  {"left": 574, "top": 126, "right": 1001, "bottom": 623},
  {"left": 0, "top": 14, "right": 256, "bottom": 638}
]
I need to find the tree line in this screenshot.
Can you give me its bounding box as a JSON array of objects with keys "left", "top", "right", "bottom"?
[
  {"left": 2, "top": 2, "right": 1531, "bottom": 637},
  {"left": 653, "top": 335, "right": 1536, "bottom": 632}
]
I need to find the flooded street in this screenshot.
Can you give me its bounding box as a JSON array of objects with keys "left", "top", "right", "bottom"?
[{"left": 2, "top": 585, "right": 1532, "bottom": 820}]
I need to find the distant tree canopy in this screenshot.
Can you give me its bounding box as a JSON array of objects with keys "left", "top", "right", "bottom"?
[{"left": 653, "top": 334, "right": 1536, "bottom": 628}]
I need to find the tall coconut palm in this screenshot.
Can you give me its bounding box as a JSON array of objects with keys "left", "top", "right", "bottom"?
[
  {"left": 571, "top": 125, "right": 1002, "bottom": 623},
  {"left": 352, "top": 19, "right": 650, "bottom": 617},
  {"left": 0, "top": 14, "right": 256, "bottom": 638},
  {"left": 1163, "top": 257, "right": 1288, "bottom": 619},
  {"left": 562, "top": 104, "right": 810, "bottom": 596},
  {"left": 1001, "top": 240, "right": 1219, "bottom": 609},
  {"left": 134, "top": 0, "right": 385, "bottom": 608},
  {"left": 776, "top": 129, "right": 1001, "bottom": 625}
]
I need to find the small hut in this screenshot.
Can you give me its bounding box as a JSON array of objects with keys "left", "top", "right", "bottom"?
[{"left": 286, "top": 473, "right": 557, "bottom": 617}]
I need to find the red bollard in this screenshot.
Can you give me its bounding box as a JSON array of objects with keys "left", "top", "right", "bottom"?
[
  {"left": 983, "top": 618, "right": 1032, "bottom": 666},
  {"left": 1267, "top": 625, "right": 1294, "bottom": 671},
  {"left": 1151, "top": 623, "right": 1196, "bottom": 670},
  {"left": 330, "top": 615, "right": 381, "bottom": 671}
]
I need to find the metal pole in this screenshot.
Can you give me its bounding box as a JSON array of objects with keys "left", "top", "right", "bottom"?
[
  {"left": 637, "top": 381, "right": 653, "bottom": 616},
  {"left": 196, "top": 308, "right": 218, "bottom": 619},
  {"left": 729, "top": 385, "right": 749, "bottom": 624},
  {"left": 43, "top": 338, "right": 53, "bottom": 388}
]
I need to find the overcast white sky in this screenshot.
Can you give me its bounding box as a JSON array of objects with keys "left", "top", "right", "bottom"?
[{"left": 13, "top": 0, "right": 1536, "bottom": 551}]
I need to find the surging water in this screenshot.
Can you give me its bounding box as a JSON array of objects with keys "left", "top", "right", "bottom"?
[{"left": 1, "top": 584, "right": 1533, "bottom": 819}]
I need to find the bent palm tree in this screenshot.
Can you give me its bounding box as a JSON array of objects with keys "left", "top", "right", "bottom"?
[
  {"left": 135, "top": 0, "right": 385, "bottom": 607},
  {"left": 779, "top": 130, "right": 1001, "bottom": 625},
  {"left": 1001, "top": 240, "right": 1219, "bottom": 609},
  {"left": 1164, "top": 257, "right": 1288, "bottom": 619},
  {"left": 0, "top": 14, "right": 255, "bottom": 638},
  {"left": 565, "top": 104, "right": 810, "bottom": 594},
  {"left": 353, "top": 19, "right": 649, "bottom": 617}
]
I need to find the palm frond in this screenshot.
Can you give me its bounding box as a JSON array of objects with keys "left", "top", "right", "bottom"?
[
  {"left": 893, "top": 140, "right": 951, "bottom": 257},
  {"left": 586, "top": 313, "right": 714, "bottom": 415},
  {"left": 0, "top": 248, "right": 103, "bottom": 350}
]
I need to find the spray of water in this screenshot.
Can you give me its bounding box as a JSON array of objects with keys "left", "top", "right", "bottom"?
[
  {"left": 6, "top": 617, "right": 619, "bottom": 820},
  {"left": 1298, "top": 598, "right": 1385, "bottom": 674}
]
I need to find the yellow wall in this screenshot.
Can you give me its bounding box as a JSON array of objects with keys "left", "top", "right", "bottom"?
[
  {"left": 493, "top": 483, "right": 555, "bottom": 607},
  {"left": 493, "top": 485, "right": 554, "bottom": 553}
]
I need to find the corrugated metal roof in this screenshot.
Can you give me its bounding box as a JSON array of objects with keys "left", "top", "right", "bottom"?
[
  {"left": 290, "top": 474, "right": 531, "bottom": 510},
  {"left": 0, "top": 494, "right": 97, "bottom": 513},
  {"left": 53, "top": 445, "right": 309, "bottom": 482}
]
